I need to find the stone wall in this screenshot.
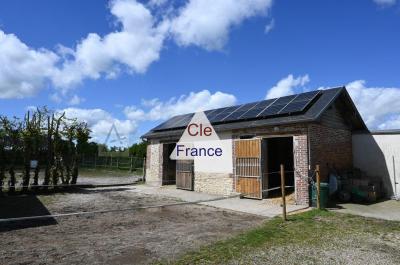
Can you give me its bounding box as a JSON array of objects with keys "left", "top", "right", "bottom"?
[
  {"left": 194, "top": 172, "right": 234, "bottom": 196},
  {"left": 145, "top": 141, "right": 163, "bottom": 186}
]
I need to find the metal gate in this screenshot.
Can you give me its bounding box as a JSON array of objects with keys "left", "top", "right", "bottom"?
[
  {"left": 176, "top": 160, "right": 194, "bottom": 190},
  {"left": 234, "top": 139, "right": 262, "bottom": 199}
]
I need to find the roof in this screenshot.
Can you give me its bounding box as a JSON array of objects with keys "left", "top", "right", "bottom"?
[
  {"left": 365, "top": 129, "right": 400, "bottom": 135},
  {"left": 142, "top": 87, "right": 368, "bottom": 140}
]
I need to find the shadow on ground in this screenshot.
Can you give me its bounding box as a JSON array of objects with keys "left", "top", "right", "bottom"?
[{"left": 0, "top": 196, "right": 57, "bottom": 232}]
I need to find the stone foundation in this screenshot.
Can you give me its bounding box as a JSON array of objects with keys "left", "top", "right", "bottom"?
[{"left": 194, "top": 172, "right": 234, "bottom": 196}]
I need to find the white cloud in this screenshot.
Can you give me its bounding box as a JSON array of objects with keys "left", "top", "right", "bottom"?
[
  {"left": 377, "top": 116, "right": 400, "bottom": 130},
  {"left": 124, "top": 89, "right": 237, "bottom": 121},
  {"left": 68, "top": 94, "right": 85, "bottom": 105},
  {"left": 49, "top": 93, "right": 62, "bottom": 103},
  {"left": 0, "top": 0, "right": 274, "bottom": 99},
  {"left": 61, "top": 107, "right": 137, "bottom": 144},
  {"left": 61, "top": 90, "right": 236, "bottom": 143},
  {"left": 170, "top": 0, "right": 273, "bottom": 50},
  {"left": 264, "top": 19, "right": 275, "bottom": 34},
  {"left": 51, "top": 0, "right": 167, "bottom": 89},
  {"left": 373, "top": 0, "right": 396, "bottom": 7},
  {"left": 0, "top": 31, "right": 58, "bottom": 99},
  {"left": 346, "top": 80, "right": 400, "bottom": 129},
  {"left": 266, "top": 74, "right": 310, "bottom": 99}
]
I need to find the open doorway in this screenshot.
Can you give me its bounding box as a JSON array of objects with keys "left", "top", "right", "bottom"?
[
  {"left": 162, "top": 143, "right": 176, "bottom": 185},
  {"left": 262, "top": 137, "right": 294, "bottom": 198}
]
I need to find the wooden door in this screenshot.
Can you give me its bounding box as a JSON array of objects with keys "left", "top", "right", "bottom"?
[
  {"left": 176, "top": 160, "right": 194, "bottom": 190},
  {"left": 234, "top": 139, "right": 262, "bottom": 199}
]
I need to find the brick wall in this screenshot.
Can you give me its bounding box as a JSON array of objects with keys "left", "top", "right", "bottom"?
[
  {"left": 309, "top": 124, "right": 352, "bottom": 181},
  {"left": 293, "top": 135, "right": 309, "bottom": 205}
]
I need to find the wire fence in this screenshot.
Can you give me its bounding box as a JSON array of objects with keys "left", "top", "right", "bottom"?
[{"left": 80, "top": 155, "right": 145, "bottom": 173}]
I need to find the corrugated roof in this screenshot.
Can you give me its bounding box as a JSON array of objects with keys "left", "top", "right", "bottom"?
[{"left": 142, "top": 87, "right": 367, "bottom": 139}]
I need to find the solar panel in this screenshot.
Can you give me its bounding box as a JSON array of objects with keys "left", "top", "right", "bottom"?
[
  {"left": 206, "top": 107, "right": 229, "bottom": 121},
  {"left": 151, "top": 90, "right": 321, "bottom": 131},
  {"left": 152, "top": 114, "right": 187, "bottom": 131},
  {"left": 279, "top": 100, "right": 310, "bottom": 113},
  {"left": 204, "top": 109, "right": 218, "bottom": 117},
  {"left": 172, "top": 113, "right": 194, "bottom": 128},
  {"left": 239, "top": 99, "right": 276, "bottom": 119},
  {"left": 278, "top": 90, "right": 320, "bottom": 114},
  {"left": 270, "top": 95, "right": 297, "bottom": 106},
  {"left": 208, "top": 106, "right": 240, "bottom": 123},
  {"left": 222, "top": 102, "right": 259, "bottom": 121},
  {"left": 291, "top": 90, "right": 319, "bottom": 102}
]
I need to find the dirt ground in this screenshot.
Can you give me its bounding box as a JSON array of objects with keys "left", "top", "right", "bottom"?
[{"left": 0, "top": 186, "right": 264, "bottom": 265}]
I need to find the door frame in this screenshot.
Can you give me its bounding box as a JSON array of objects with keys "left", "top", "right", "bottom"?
[{"left": 260, "top": 135, "right": 295, "bottom": 198}]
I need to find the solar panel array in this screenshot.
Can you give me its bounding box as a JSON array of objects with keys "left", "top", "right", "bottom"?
[{"left": 153, "top": 90, "right": 320, "bottom": 131}]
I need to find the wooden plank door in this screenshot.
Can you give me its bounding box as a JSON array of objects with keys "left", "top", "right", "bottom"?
[
  {"left": 234, "top": 139, "right": 263, "bottom": 199},
  {"left": 176, "top": 160, "right": 194, "bottom": 190}
]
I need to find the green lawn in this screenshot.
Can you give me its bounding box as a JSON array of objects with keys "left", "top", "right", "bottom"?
[{"left": 158, "top": 210, "right": 400, "bottom": 265}]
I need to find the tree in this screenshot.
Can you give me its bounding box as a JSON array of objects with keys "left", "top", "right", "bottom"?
[
  {"left": 1, "top": 116, "right": 22, "bottom": 194},
  {"left": 0, "top": 106, "right": 91, "bottom": 194},
  {"left": 21, "top": 110, "right": 45, "bottom": 192},
  {"left": 71, "top": 122, "right": 90, "bottom": 184},
  {"left": 129, "top": 141, "right": 148, "bottom": 158}
]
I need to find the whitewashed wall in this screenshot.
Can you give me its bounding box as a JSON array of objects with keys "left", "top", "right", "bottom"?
[{"left": 353, "top": 133, "right": 400, "bottom": 198}]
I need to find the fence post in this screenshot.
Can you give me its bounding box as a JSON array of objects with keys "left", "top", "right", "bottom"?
[
  {"left": 94, "top": 155, "right": 97, "bottom": 168},
  {"left": 110, "top": 155, "right": 113, "bottom": 169},
  {"left": 280, "top": 164, "right": 287, "bottom": 221},
  {"left": 316, "top": 164, "right": 321, "bottom": 210},
  {"left": 117, "top": 157, "right": 119, "bottom": 169}
]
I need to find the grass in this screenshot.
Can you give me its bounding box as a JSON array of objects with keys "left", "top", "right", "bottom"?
[{"left": 157, "top": 209, "right": 400, "bottom": 265}]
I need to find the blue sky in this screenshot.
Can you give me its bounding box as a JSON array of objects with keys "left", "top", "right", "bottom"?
[{"left": 0, "top": 0, "right": 399, "bottom": 144}]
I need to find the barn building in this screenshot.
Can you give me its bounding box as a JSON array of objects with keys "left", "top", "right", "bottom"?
[{"left": 141, "top": 87, "right": 367, "bottom": 205}]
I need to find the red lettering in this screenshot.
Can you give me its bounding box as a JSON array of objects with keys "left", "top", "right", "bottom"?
[
  {"left": 187, "top": 123, "right": 213, "bottom": 136},
  {"left": 203, "top": 126, "right": 212, "bottom": 136},
  {"left": 188, "top": 123, "right": 198, "bottom": 136}
]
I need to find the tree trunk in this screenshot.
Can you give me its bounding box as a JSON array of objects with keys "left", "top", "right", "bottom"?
[
  {"left": 0, "top": 167, "right": 5, "bottom": 195},
  {"left": 71, "top": 161, "right": 79, "bottom": 185},
  {"left": 33, "top": 165, "right": 40, "bottom": 192},
  {"left": 65, "top": 165, "right": 71, "bottom": 185},
  {"left": 43, "top": 166, "right": 51, "bottom": 191},
  {"left": 22, "top": 163, "right": 30, "bottom": 193},
  {"left": 8, "top": 167, "right": 15, "bottom": 194},
  {"left": 59, "top": 162, "right": 65, "bottom": 185},
  {"left": 51, "top": 165, "right": 58, "bottom": 188}
]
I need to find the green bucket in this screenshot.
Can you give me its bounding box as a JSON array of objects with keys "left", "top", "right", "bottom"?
[{"left": 311, "top": 182, "right": 329, "bottom": 208}]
